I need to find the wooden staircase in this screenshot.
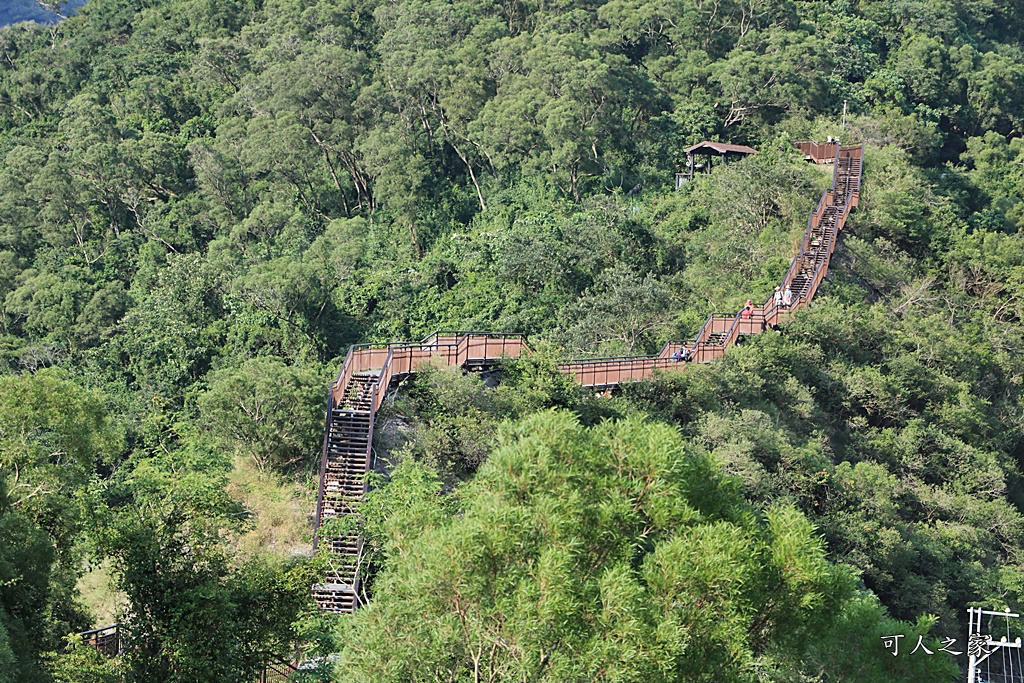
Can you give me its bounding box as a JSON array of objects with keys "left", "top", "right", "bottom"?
[
  {"left": 312, "top": 397, "right": 374, "bottom": 612},
  {"left": 558, "top": 141, "right": 862, "bottom": 388},
  {"left": 312, "top": 140, "right": 863, "bottom": 610},
  {"left": 312, "top": 334, "right": 530, "bottom": 611}
]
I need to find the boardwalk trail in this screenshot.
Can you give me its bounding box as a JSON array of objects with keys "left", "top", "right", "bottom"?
[{"left": 311, "top": 141, "right": 864, "bottom": 612}]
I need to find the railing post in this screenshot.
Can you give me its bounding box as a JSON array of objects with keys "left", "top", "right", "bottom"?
[{"left": 312, "top": 387, "right": 334, "bottom": 547}]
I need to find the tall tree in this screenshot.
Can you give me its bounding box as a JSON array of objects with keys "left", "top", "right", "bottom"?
[{"left": 337, "top": 411, "right": 958, "bottom": 682}]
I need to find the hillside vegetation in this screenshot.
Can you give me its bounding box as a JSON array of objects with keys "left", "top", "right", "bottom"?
[{"left": 0, "top": 0, "right": 1022, "bottom": 681}]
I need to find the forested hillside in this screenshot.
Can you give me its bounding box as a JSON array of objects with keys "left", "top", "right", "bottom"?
[{"left": 0, "top": 0, "right": 1022, "bottom": 681}]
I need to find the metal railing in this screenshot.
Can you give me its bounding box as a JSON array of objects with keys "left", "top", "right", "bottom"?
[
  {"left": 78, "top": 624, "right": 120, "bottom": 657},
  {"left": 258, "top": 659, "right": 298, "bottom": 683},
  {"left": 361, "top": 333, "right": 531, "bottom": 412},
  {"left": 795, "top": 140, "right": 838, "bottom": 163}
]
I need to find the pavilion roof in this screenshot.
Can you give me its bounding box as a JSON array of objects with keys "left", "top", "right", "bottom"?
[{"left": 684, "top": 141, "right": 757, "bottom": 156}]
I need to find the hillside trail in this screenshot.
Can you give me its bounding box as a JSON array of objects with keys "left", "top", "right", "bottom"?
[{"left": 312, "top": 141, "right": 864, "bottom": 612}]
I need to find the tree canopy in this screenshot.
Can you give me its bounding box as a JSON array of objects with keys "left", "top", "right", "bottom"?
[
  {"left": 342, "top": 411, "right": 957, "bottom": 682},
  {"left": 0, "top": 0, "right": 1021, "bottom": 680}
]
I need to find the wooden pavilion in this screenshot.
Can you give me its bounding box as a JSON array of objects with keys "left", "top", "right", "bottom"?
[{"left": 676, "top": 141, "right": 757, "bottom": 188}]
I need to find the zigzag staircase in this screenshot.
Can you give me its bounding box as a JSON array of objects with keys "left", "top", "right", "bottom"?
[{"left": 312, "top": 141, "right": 863, "bottom": 612}]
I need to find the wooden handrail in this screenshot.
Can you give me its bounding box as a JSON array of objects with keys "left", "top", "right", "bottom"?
[
  {"left": 77, "top": 624, "right": 120, "bottom": 657},
  {"left": 312, "top": 384, "right": 333, "bottom": 548},
  {"left": 794, "top": 140, "right": 838, "bottom": 163}
]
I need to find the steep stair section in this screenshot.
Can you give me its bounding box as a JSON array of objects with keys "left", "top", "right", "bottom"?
[
  {"left": 312, "top": 383, "right": 376, "bottom": 612},
  {"left": 557, "top": 141, "right": 863, "bottom": 388},
  {"left": 312, "top": 334, "right": 529, "bottom": 612}
]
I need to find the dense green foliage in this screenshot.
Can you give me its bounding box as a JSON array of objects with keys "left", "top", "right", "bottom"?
[
  {"left": 0, "top": 371, "right": 118, "bottom": 681},
  {"left": 93, "top": 445, "right": 315, "bottom": 682},
  {"left": 0, "top": 0, "right": 1021, "bottom": 680},
  {"left": 346, "top": 411, "right": 957, "bottom": 682}
]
